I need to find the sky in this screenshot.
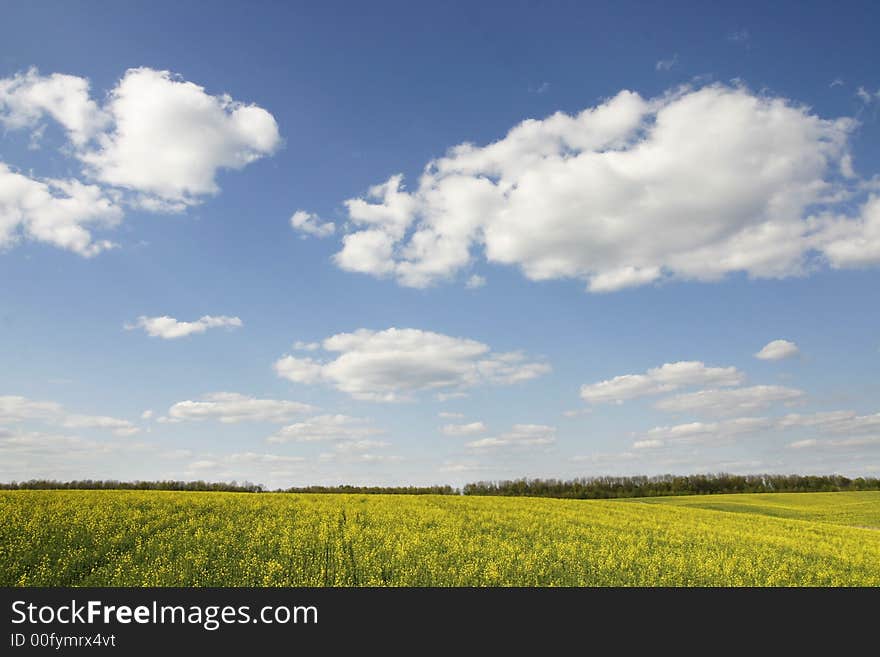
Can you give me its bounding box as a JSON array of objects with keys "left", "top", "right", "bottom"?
[{"left": 1, "top": 1, "right": 879, "bottom": 488}]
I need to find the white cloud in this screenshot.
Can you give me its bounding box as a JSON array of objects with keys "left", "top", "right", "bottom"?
[
  {"left": 465, "top": 274, "right": 486, "bottom": 288},
  {"left": 654, "top": 385, "right": 804, "bottom": 415},
  {"left": 0, "top": 163, "right": 122, "bottom": 256},
  {"left": 274, "top": 327, "right": 549, "bottom": 401},
  {"left": 0, "top": 429, "right": 98, "bottom": 454},
  {"left": 755, "top": 339, "right": 800, "bottom": 360},
  {"left": 0, "top": 429, "right": 148, "bottom": 475},
  {"left": 0, "top": 68, "right": 108, "bottom": 146},
  {"left": 438, "top": 411, "right": 464, "bottom": 419},
  {"left": 0, "top": 395, "right": 138, "bottom": 436},
  {"left": 818, "top": 196, "right": 880, "bottom": 267},
  {"left": 778, "top": 410, "right": 880, "bottom": 434},
  {"left": 290, "top": 210, "right": 335, "bottom": 238},
  {"left": 435, "top": 391, "right": 469, "bottom": 401},
  {"left": 788, "top": 436, "right": 880, "bottom": 450},
  {"left": 267, "top": 415, "right": 382, "bottom": 443},
  {"left": 79, "top": 68, "right": 280, "bottom": 206},
  {"left": 125, "top": 314, "right": 242, "bottom": 339},
  {"left": 0, "top": 395, "right": 63, "bottom": 422},
  {"left": 293, "top": 341, "right": 321, "bottom": 351},
  {"left": 61, "top": 414, "right": 140, "bottom": 437},
  {"left": 273, "top": 356, "right": 324, "bottom": 384},
  {"left": 466, "top": 424, "right": 556, "bottom": 449},
  {"left": 642, "top": 417, "right": 773, "bottom": 446},
  {"left": 855, "top": 87, "right": 879, "bottom": 104},
  {"left": 441, "top": 421, "right": 487, "bottom": 436},
  {"left": 318, "top": 451, "right": 402, "bottom": 464},
  {"left": 165, "top": 392, "right": 315, "bottom": 424},
  {"left": 580, "top": 360, "right": 744, "bottom": 404},
  {"left": 829, "top": 436, "right": 880, "bottom": 448},
  {"left": 318, "top": 84, "right": 874, "bottom": 292},
  {"left": 637, "top": 409, "right": 880, "bottom": 451},
  {"left": 332, "top": 439, "right": 391, "bottom": 452},
  {"left": 655, "top": 54, "right": 678, "bottom": 71},
  {"left": 0, "top": 67, "right": 280, "bottom": 254},
  {"left": 141, "top": 410, "right": 154, "bottom": 420}
]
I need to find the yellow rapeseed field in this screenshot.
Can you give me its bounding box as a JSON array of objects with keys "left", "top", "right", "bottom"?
[{"left": 1, "top": 490, "right": 878, "bottom": 586}]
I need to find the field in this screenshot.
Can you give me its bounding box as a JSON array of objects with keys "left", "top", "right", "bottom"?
[{"left": 1, "top": 490, "right": 878, "bottom": 586}]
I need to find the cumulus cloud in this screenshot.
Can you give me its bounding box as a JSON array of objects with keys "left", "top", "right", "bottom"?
[
  {"left": 466, "top": 424, "right": 556, "bottom": 450},
  {"left": 580, "top": 360, "right": 744, "bottom": 404},
  {"left": 654, "top": 385, "right": 804, "bottom": 416},
  {"left": 441, "top": 421, "right": 487, "bottom": 436},
  {"left": 290, "top": 210, "right": 335, "bottom": 238},
  {"left": 0, "top": 67, "right": 280, "bottom": 254},
  {"left": 78, "top": 68, "right": 280, "bottom": 206},
  {"left": 0, "top": 68, "right": 108, "bottom": 146},
  {"left": 164, "top": 392, "right": 315, "bottom": 424},
  {"left": 125, "top": 315, "right": 242, "bottom": 339},
  {"left": 0, "top": 395, "right": 138, "bottom": 436},
  {"left": 273, "top": 327, "right": 549, "bottom": 401},
  {"left": 755, "top": 339, "right": 800, "bottom": 360},
  {"left": 818, "top": 196, "right": 880, "bottom": 268},
  {"left": 267, "top": 414, "right": 382, "bottom": 443},
  {"left": 313, "top": 84, "right": 880, "bottom": 292},
  {"left": 0, "top": 163, "right": 122, "bottom": 256}
]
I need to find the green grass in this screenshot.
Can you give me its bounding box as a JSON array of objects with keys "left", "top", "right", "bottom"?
[
  {"left": 2, "top": 490, "right": 878, "bottom": 586},
  {"left": 631, "top": 491, "right": 880, "bottom": 529}
]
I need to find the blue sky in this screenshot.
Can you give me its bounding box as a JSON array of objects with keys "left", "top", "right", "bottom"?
[{"left": 1, "top": 1, "right": 878, "bottom": 487}]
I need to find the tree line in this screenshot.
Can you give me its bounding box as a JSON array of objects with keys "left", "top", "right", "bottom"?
[
  {"left": 2, "top": 474, "right": 878, "bottom": 498},
  {"left": 279, "top": 485, "right": 456, "bottom": 495},
  {"left": 0, "top": 479, "right": 265, "bottom": 493},
  {"left": 461, "top": 474, "right": 880, "bottom": 499},
  {"left": 0, "top": 479, "right": 455, "bottom": 495}
]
